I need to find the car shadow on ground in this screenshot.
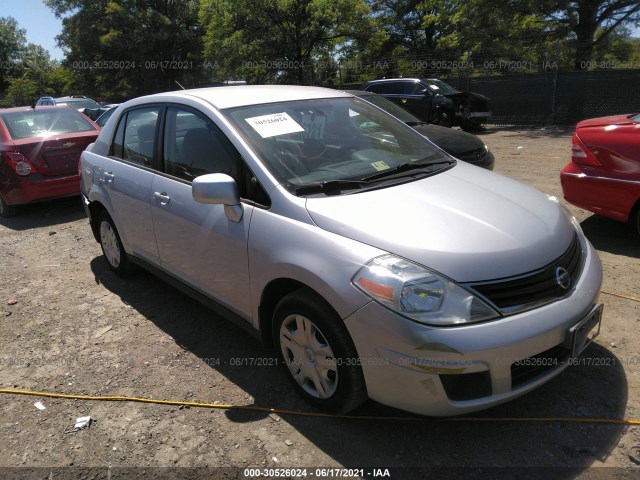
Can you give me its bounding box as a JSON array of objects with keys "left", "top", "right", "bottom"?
[
  {"left": 0, "top": 196, "right": 85, "bottom": 231},
  {"left": 89, "top": 256, "right": 630, "bottom": 474},
  {"left": 580, "top": 215, "right": 639, "bottom": 259}
]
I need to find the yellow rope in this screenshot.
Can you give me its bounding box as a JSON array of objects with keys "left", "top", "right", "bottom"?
[
  {"left": 601, "top": 290, "right": 640, "bottom": 303},
  {"left": 2, "top": 388, "right": 639, "bottom": 425}
]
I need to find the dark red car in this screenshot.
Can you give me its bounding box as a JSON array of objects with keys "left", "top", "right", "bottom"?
[
  {"left": 561, "top": 113, "right": 640, "bottom": 236},
  {"left": 0, "top": 106, "right": 99, "bottom": 217}
]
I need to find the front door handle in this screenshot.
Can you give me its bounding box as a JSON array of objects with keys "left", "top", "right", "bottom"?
[
  {"left": 103, "top": 172, "right": 115, "bottom": 183},
  {"left": 153, "top": 191, "right": 171, "bottom": 205}
]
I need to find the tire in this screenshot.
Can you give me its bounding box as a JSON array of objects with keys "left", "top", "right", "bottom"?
[
  {"left": 273, "top": 288, "right": 367, "bottom": 413},
  {"left": 461, "top": 119, "right": 482, "bottom": 131},
  {"left": 98, "top": 212, "right": 134, "bottom": 276},
  {"left": 432, "top": 109, "right": 453, "bottom": 128},
  {"left": 633, "top": 205, "right": 640, "bottom": 238},
  {"left": 0, "top": 195, "right": 18, "bottom": 218}
]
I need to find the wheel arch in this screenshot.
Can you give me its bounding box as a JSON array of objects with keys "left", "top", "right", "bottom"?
[
  {"left": 629, "top": 196, "right": 640, "bottom": 235},
  {"left": 88, "top": 200, "right": 108, "bottom": 243},
  {"left": 258, "top": 279, "right": 327, "bottom": 350}
]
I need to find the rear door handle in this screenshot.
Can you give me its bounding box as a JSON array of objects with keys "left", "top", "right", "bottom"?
[
  {"left": 103, "top": 172, "right": 114, "bottom": 183},
  {"left": 153, "top": 191, "right": 171, "bottom": 205}
]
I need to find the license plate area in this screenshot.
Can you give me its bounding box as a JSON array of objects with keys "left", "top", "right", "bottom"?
[{"left": 566, "top": 304, "right": 603, "bottom": 357}]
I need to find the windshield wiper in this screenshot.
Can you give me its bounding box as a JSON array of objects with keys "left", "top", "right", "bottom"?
[
  {"left": 362, "top": 160, "right": 454, "bottom": 182},
  {"left": 294, "top": 179, "right": 371, "bottom": 196},
  {"left": 406, "top": 121, "right": 428, "bottom": 127}
]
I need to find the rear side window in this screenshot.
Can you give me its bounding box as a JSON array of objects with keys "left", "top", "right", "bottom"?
[
  {"left": 0, "top": 108, "right": 97, "bottom": 140},
  {"left": 366, "top": 82, "right": 393, "bottom": 94},
  {"left": 110, "top": 107, "right": 160, "bottom": 166}
]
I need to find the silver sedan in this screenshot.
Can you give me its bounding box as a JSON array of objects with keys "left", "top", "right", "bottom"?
[{"left": 80, "top": 85, "right": 602, "bottom": 416}]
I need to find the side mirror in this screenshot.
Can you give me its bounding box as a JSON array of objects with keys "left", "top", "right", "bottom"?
[
  {"left": 417, "top": 88, "right": 430, "bottom": 96},
  {"left": 192, "top": 173, "right": 243, "bottom": 222}
]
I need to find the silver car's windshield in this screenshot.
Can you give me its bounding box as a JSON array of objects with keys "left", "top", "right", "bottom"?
[{"left": 223, "top": 97, "right": 452, "bottom": 193}]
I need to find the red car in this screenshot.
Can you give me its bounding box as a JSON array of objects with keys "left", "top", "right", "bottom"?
[
  {"left": 561, "top": 113, "right": 640, "bottom": 236},
  {"left": 0, "top": 106, "right": 99, "bottom": 217}
]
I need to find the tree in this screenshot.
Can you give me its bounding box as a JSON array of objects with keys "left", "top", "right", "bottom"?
[
  {"left": 6, "top": 77, "right": 38, "bottom": 106},
  {"left": 199, "top": 0, "right": 379, "bottom": 84},
  {"left": 0, "top": 17, "right": 27, "bottom": 93},
  {"left": 539, "top": 0, "right": 640, "bottom": 69},
  {"left": 45, "top": 0, "right": 205, "bottom": 98}
]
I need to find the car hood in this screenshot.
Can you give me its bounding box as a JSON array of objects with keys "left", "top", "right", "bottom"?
[
  {"left": 411, "top": 124, "right": 483, "bottom": 154},
  {"left": 305, "top": 162, "right": 575, "bottom": 282},
  {"left": 577, "top": 114, "right": 636, "bottom": 129}
]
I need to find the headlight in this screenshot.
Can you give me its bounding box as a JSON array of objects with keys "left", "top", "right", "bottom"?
[
  {"left": 548, "top": 195, "right": 584, "bottom": 236},
  {"left": 353, "top": 255, "right": 499, "bottom": 326}
]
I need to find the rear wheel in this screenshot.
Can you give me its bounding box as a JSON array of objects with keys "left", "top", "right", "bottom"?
[
  {"left": 273, "top": 288, "right": 367, "bottom": 413},
  {"left": 0, "top": 196, "right": 17, "bottom": 218},
  {"left": 98, "top": 212, "right": 134, "bottom": 276}
]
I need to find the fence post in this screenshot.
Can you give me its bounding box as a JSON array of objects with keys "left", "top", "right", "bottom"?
[{"left": 551, "top": 68, "right": 558, "bottom": 125}]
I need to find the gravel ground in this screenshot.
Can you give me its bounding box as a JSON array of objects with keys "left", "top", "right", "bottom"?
[{"left": 0, "top": 127, "right": 639, "bottom": 479}]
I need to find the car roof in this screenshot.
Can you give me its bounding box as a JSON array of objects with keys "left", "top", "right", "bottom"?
[
  {"left": 344, "top": 89, "right": 373, "bottom": 96},
  {"left": 364, "top": 78, "right": 445, "bottom": 84},
  {"left": 134, "top": 85, "right": 351, "bottom": 110},
  {"left": 364, "top": 78, "right": 421, "bottom": 83}
]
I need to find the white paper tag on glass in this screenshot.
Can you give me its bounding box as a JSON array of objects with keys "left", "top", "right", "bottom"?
[{"left": 245, "top": 112, "right": 304, "bottom": 138}]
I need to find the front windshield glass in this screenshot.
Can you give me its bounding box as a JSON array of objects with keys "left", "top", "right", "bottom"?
[
  {"left": 63, "top": 98, "right": 101, "bottom": 110},
  {"left": 223, "top": 96, "right": 450, "bottom": 193},
  {"left": 422, "top": 79, "right": 460, "bottom": 95},
  {"left": 358, "top": 94, "right": 420, "bottom": 124},
  {"left": 630, "top": 113, "right": 640, "bottom": 122}
]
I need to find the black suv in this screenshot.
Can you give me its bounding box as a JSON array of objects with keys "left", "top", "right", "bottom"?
[{"left": 361, "top": 78, "right": 490, "bottom": 130}]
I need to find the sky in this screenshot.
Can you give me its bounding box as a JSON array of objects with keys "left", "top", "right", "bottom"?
[
  {"left": 4, "top": 0, "right": 64, "bottom": 60},
  {"left": 2, "top": 0, "right": 640, "bottom": 63}
]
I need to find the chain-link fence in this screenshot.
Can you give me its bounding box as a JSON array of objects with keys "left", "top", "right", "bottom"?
[
  {"left": 320, "top": 51, "right": 640, "bottom": 126},
  {"left": 442, "top": 69, "right": 640, "bottom": 126}
]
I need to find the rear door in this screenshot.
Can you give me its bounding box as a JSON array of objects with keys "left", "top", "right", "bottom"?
[
  {"left": 99, "top": 106, "right": 161, "bottom": 263},
  {"left": 150, "top": 106, "right": 254, "bottom": 319}
]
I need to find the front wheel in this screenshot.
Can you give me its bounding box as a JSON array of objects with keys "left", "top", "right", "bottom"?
[
  {"left": 98, "top": 212, "right": 135, "bottom": 276},
  {"left": 273, "top": 288, "right": 367, "bottom": 413},
  {"left": 432, "top": 109, "right": 453, "bottom": 128}
]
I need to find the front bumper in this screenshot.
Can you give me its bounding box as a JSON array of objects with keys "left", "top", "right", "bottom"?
[
  {"left": 467, "top": 111, "right": 491, "bottom": 119},
  {"left": 343, "top": 236, "right": 602, "bottom": 416},
  {"left": 561, "top": 162, "right": 638, "bottom": 223}
]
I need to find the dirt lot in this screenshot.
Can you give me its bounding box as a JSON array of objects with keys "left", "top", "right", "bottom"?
[{"left": 1, "top": 128, "right": 639, "bottom": 479}]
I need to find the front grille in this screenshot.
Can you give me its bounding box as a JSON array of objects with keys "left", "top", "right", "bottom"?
[
  {"left": 467, "top": 234, "right": 583, "bottom": 314},
  {"left": 510, "top": 345, "right": 571, "bottom": 389},
  {"left": 456, "top": 147, "right": 490, "bottom": 165}
]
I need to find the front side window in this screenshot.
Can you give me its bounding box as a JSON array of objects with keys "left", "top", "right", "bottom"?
[
  {"left": 110, "top": 107, "right": 160, "bottom": 166},
  {"left": 223, "top": 96, "right": 452, "bottom": 195},
  {"left": 163, "top": 107, "right": 239, "bottom": 181}
]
